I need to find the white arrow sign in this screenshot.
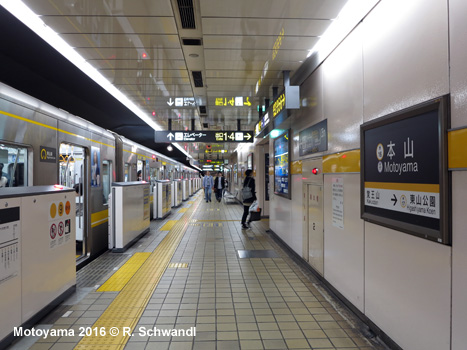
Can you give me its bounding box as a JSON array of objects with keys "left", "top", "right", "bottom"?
[
  {"left": 167, "top": 132, "right": 175, "bottom": 141},
  {"left": 167, "top": 98, "right": 174, "bottom": 106}
]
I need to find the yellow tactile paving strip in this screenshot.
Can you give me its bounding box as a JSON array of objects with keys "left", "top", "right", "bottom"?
[
  {"left": 97, "top": 253, "right": 151, "bottom": 292},
  {"left": 178, "top": 208, "right": 188, "bottom": 213},
  {"left": 75, "top": 198, "right": 200, "bottom": 350},
  {"left": 168, "top": 262, "right": 189, "bottom": 268},
  {"left": 160, "top": 220, "right": 177, "bottom": 231}
]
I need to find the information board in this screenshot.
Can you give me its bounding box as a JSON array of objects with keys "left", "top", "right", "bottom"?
[
  {"left": 361, "top": 96, "right": 449, "bottom": 244},
  {"left": 155, "top": 130, "right": 253, "bottom": 143},
  {"left": 274, "top": 130, "right": 291, "bottom": 199},
  {"left": 299, "top": 120, "right": 328, "bottom": 156}
]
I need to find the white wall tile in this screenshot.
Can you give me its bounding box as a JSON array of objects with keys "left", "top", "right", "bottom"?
[
  {"left": 362, "top": 0, "right": 449, "bottom": 122},
  {"left": 323, "top": 26, "right": 363, "bottom": 153},
  {"left": 449, "top": 0, "right": 467, "bottom": 128},
  {"left": 365, "top": 223, "right": 451, "bottom": 350},
  {"left": 323, "top": 174, "right": 364, "bottom": 311}
]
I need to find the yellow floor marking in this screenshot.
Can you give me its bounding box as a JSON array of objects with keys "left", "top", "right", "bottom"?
[
  {"left": 179, "top": 208, "right": 188, "bottom": 213},
  {"left": 192, "top": 219, "right": 238, "bottom": 222},
  {"left": 75, "top": 197, "right": 200, "bottom": 349},
  {"left": 160, "top": 220, "right": 177, "bottom": 231},
  {"left": 97, "top": 253, "right": 151, "bottom": 292},
  {"left": 168, "top": 263, "right": 189, "bottom": 268},
  {"left": 187, "top": 201, "right": 194, "bottom": 204}
]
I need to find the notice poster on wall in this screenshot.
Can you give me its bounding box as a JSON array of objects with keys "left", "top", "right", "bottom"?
[
  {"left": 274, "top": 130, "right": 291, "bottom": 199},
  {"left": 91, "top": 146, "right": 101, "bottom": 187},
  {"left": 332, "top": 177, "right": 344, "bottom": 229}
]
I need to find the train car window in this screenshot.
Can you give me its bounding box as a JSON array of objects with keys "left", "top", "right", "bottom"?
[
  {"left": 102, "top": 160, "right": 112, "bottom": 205},
  {"left": 0, "top": 144, "right": 28, "bottom": 188},
  {"left": 124, "top": 163, "right": 129, "bottom": 182}
]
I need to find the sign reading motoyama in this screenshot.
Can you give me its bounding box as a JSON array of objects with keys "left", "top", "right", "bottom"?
[{"left": 361, "top": 96, "right": 450, "bottom": 244}]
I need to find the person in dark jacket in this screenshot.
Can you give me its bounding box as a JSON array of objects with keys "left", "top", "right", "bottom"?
[
  {"left": 241, "top": 169, "right": 256, "bottom": 229},
  {"left": 213, "top": 171, "right": 225, "bottom": 202}
]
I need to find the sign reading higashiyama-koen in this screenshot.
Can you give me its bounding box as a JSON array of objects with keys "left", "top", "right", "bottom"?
[{"left": 361, "top": 96, "right": 450, "bottom": 244}]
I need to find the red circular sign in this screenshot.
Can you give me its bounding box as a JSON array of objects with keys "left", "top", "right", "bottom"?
[
  {"left": 58, "top": 222, "right": 64, "bottom": 236},
  {"left": 50, "top": 224, "right": 57, "bottom": 239}
]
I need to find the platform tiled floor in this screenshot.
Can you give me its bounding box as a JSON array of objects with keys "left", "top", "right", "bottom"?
[{"left": 7, "top": 191, "right": 387, "bottom": 350}]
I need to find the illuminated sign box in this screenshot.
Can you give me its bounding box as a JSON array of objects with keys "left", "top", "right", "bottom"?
[
  {"left": 155, "top": 130, "right": 254, "bottom": 143},
  {"left": 360, "top": 96, "right": 450, "bottom": 244}
]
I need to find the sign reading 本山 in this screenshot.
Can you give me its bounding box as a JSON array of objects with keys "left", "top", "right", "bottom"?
[
  {"left": 299, "top": 120, "right": 328, "bottom": 156},
  {"left": 361, "top": 96, "right": 449, "bottom": 244},
  {"left": 155, "top": 131, "right": 254, "bottom": 143}
]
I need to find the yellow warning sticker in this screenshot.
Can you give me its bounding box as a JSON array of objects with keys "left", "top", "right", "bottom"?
[
  {"left": 50, "top": 203, "right": 57, "bottom": 219},
  {"left": 58, "top": 202, "right": 64, "bottom": 216},
  {"left": 65, "top": 201, "right": 71, "bottom": 215}
]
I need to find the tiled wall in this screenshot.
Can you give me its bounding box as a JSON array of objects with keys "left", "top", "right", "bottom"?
[{"left": 266, "top": 0, "right": 467, "bottom": 348}]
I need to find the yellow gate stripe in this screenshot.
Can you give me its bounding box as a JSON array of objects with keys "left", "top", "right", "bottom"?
[
  {"left": 91, "top": 209, "right": 109, "bottom": 228},
  {"left": 97, "top": 253, "right": 151, "bottom": 292},
  {"left": 75, "top": 197, "right": 200, "bottom": 349}
]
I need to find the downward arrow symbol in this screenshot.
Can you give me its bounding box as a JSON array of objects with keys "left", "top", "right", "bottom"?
[{"left": 167, "top": 98, "right": 174, "bottom": 106}]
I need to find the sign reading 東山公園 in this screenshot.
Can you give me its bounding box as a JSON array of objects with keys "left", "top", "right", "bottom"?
[{"left": 361, "top": 96, "right": 450, "bottom": 244}]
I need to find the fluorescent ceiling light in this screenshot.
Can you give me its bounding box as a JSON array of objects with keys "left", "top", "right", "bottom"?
[
  {"left": 307, "top": 0, "right": 378, "bottom": 59},
  {"left": 0, "top": 0, "right": 162, "bottom": 131}
]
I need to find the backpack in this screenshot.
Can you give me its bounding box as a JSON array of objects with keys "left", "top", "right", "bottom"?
[{"left": 242, "top": 178, "right": 253, "bottom": 201}]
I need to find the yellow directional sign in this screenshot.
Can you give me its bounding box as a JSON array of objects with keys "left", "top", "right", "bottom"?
[{"left": 215, "top": 96, "right": 252, "bottom": 107}]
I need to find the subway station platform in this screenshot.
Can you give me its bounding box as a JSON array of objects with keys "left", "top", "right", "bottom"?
[{"left": 8, "top": 192, "right": 387, "bottom": 350}]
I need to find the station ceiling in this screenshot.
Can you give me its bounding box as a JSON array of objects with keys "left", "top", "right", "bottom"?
[{"left": 0, "top": 0, "right": 349, "bottom": 165}]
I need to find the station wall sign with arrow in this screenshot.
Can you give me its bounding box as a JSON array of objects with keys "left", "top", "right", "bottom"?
[
  {"left": 360, "top": 96, "right": 450, "bottom": 245},
  {"left": 166, "top": 97, "right": 196, "bottom": 107},
  {"left": 155, "top": 130, "right": 254, "bottom": 143}
]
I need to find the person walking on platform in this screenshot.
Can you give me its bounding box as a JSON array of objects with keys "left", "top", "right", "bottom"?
[
  {"left": 203, "top": 171, "right": 214, "bottom": 202},
  {"left": 241, "top": 169, "right": 256, "bottom": 229},
  {"left": 214, "top": 171, "right": 225, "bottom": 202}
]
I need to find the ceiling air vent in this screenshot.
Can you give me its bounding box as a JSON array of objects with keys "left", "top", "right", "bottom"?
[
  {"left": 192, "top": 71, "right": 203, "bottom": 87},
  {"left": 199, "top": 105, "right": 207, "bottom": 114},
  {"left": 182, "top": 38, "right": 203, "bottom": 46},
  {"left": 177, "top": 0, "right": 196, "bottom": 29}
]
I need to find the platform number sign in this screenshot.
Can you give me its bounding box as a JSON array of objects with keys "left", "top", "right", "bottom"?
[{"left": 360, "top": 96, "right": 450, "bottom": 245}]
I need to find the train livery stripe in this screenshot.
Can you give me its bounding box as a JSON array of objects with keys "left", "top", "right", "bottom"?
[
  {"left": 0, "top": 109, "right": 114, "bottom": 148},
  {"left": 75, "top": 197, "right": 200, "bottom": 349},
  {"left": 91, "top": 209, "right": 108, "bottom": 228},
  {"left": 323, "top": 150, "right": 360, "bottom": 173},
  {"left": 97, "top": 253, "right": 151, "bottom": 292}
]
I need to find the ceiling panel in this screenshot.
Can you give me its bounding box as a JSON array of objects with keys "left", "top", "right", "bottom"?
[
  {"left": 200, "top": 0, "right": 348, "bottom": 19},
  {"left": 202, "top": 18, "right": 331, "bottom": 36},
  {"left": 204, "top": 48, "right": 307, "bottom": 62},
  {"left": 88, "top": 59, "right": 186, "bottom": 70},
  {"left": 23, "top": 0, "right": 174, "bottom": 16},
  {"left": 61, "top": 33, "right": 181, "bottom": 49},
  {"left": 203, "top": 35, "right": 319, "bottom": 50},
  {"left": 205, "top": 60, "right": 268, "bottom": 71},
  {"left": 75, "top": 47, "right": 184, "bottom": 60},
  {"left": 41, "top": 16, "right": 178, "bottom": 35}
]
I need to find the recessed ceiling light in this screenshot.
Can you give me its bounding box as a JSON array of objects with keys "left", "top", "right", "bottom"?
[{"left": 189, "top": 53, "right": 199, "bottom": 58}]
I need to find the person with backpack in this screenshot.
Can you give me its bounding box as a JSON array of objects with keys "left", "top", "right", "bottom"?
[{"left": 241, "top": 169, "right": 256, "bottom": 229}]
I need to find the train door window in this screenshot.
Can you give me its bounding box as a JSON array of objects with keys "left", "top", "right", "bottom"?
[
  {"left": 0, "top": 144, "right": 29, "bottom": 188},
  {"left": 124, "top": 163, "right": 130, "bottom": 182},
  {"left": 137, "top": 159, "right": 143, "bottom": 181},
  {"left": 59, "top": 143, "right": 88, "bottom": 260},
  {"left": 102, "top": 160, "right": 112, "bottom": 205}
]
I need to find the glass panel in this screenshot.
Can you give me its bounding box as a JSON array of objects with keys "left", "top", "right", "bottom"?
[
  {"left": 0, "top": 144, "right": 28, "bottom": 187},
  {"left": 59, "top": 143, "right": 87, "bottom": 260},
  {"left": 124, "top": 163, "right": 129, "bottom": 182},
  {"left": 102, "top": 160, "right": 111, "bottom": 205}
]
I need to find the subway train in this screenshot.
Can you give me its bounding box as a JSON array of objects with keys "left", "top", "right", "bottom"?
[{"left": 0, "top": 82, "right": 199, "bottom": 267}]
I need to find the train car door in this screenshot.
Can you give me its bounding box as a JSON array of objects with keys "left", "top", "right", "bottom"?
[{"left": 59, "top": 144, "right": 88, "bottom": 260}]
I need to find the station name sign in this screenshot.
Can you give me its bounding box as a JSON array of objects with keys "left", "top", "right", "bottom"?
[
  {"left": 155, "top": 130, "right": 254, "bottom": 143},
  {"left": 361, "top": 96, "right": 449, "bottom": 244}
]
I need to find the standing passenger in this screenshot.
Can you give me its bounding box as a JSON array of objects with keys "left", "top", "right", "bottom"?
[
  {"left": 214, "top": 171, "right": 225, "bottom": 202},
  {"left": 241, "top": 169, "right": 256, "bottom": 229},
  {"left": 203, "top": 171, "right": 214, "bottom": 203}
]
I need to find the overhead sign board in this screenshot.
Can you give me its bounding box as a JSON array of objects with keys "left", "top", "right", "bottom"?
[
  {"left": 155, "top": 130, "right": 254, "bottom": 143},
  {"left": 361, "top": 96, "right": 450, "bottom": 244},
  {"left": 215, "top": 97, "right": 252, "bottom": 107},
  {"left": 255, "top": 112, "right": 270, "bottom": 137},
  {"left": 272, "top": 86, "right": 300, "bottom": 121},
  {"left": 166, "top": 97, "right": 197, "bottom": 107},
  {"left": 299, "top": 120, "right": 328, "bottom": 156}
]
